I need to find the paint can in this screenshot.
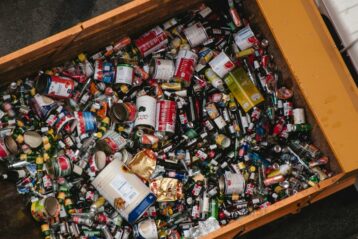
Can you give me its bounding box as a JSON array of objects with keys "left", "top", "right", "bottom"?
[
  {"left": 135, "top": 26, "right": 168, "bottom": 57},
  {"left": 156, "top": 99, "right": 176, "bottom": 135},
  {"left": 149, "top": 58, "right": 175, "bottom": 81},
  {"left": 31, "top": 196, "right": 60, "bottom": 221},
  {"left": 134, "top": 95, "right": 157, "bottom": 131},
  {"left": 36, "top": 74, "right": 75, "bottom": 99},
  {"left": 174, "top": 49, "right": 198, "bottom": 87},
  {"left": 115, "top": 64, "right": 134, "bottom": 85},
  {"left": 92, "top": 158, "right": 156, "bottom": 224}
]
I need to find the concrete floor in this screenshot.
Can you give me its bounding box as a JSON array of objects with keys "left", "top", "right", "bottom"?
[{"left": 0, "top": 1, "right": 358, "bottom": 239}]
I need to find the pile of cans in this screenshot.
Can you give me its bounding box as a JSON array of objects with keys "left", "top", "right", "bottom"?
[{"left": 0, "top": 0, "right": 333, "bottom": 238}]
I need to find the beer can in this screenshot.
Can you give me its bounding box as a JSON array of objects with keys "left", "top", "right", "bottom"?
[
  {"left": 149, "top": 58, "right": 175, "bottom": 81},
  {"left": 218, "top": 172, "right": 245, "bottom": 195},
  {"left": 110, "top": 102, "right": 137, "bottom": 123},
  {"left": 47, "top": 155, "right": 73, "bottom": 178},
  {"left": 74, "top": 111, "right": 97, "bottom": 135},
  {"left": 135, "top": 26, "right": 168, "bottom": 57},
  {"left": 36, "top": 74, "right": 75, "bottom": 99},
  {"left": 115, "top": 64, "right": 134, "bottom": 85},
  {"left": 94, "top": 60, "right": 116, "bottom": 83},
  {"left": 174, "top": 49, "right": 198, "bottom": 87},
  {"left": 156, "top": 100, "right": 176, "bottom": 135},
  {"left": 31, "top": 196, "right": 60, "bottom": 221},
  {"left": 183, "top": 22, "right": 209, "bottom": 47},
  {"left": 92, "top": 158, "right": 156, "bottom": 224},
  {"left": 133, "top": 218, "right": 158, "bottom": 239},
  {"left": 209, "top": 51, "right": 235, "bottom": 78},
  {"left": 134, "top": 95, "right": 157, "bottom": 131},
  {"left": 234, "top": 25, "right": 259, "bottom": 50}
]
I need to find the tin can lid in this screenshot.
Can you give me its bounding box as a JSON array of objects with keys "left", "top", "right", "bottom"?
[
  {"left": 4, "top": 136, "right": 18, "bottom": 154},
  {"left": 94, "top": 151, "right": 107, "bottom": 171},
  {"left": 24, "top": 131, "right": 42, "bottom": 148},
  {"left": 44, "top": 196, "right": 60, "bottom": 217}
]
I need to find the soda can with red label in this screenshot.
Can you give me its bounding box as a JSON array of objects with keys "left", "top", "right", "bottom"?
[
  {"left": 36, "top": 74, "right": 75, "bottom": 99},
  {"left": 156, "top": 100, "right": 176, "bottom": 135},
  {"left": 174, "top": 49, "right": 198, "bottom": 87},
  {"left": 135, "top": 26, "right": 168, "bottom": 57}
]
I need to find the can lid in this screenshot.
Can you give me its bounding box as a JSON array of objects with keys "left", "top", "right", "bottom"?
[
  {"left": 218, "top": 176, "right": 225, "bottom": 194},
  {"left": 94, "top": 151, "right": 107, "bottom": 171},
  {"left": 24, "top": 131, "right": 42, "bottom": 148},
  {"left": 4, "top": 136, "right": 18, "bottom": 154},
  {"left": 44, "top": 196, "right": 60, "bottom": 217}
]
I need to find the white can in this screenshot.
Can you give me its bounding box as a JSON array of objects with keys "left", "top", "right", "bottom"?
[
  {"left": 209, "top": 51, "right": 235, "bottom": 78},
  {"left": 219, "top": 172, "right": 245, "bottom": 195},
  {"left": 234, "top": 25, "right": 258, "bottom": 50},
  {"left": 183, "top": 22, "right": 208, "bottom": 47},
  {"left": 134, "top": 95, "right": 157, "bottom": 130},
  {"left": 92, "top": 158, "right": 156, "bottom": 224},
  {"left": 133, "top": 218, "right": 158, "bottom": 239},
  {"left": 175, "top": 49, "right": 198, "bottom": 86},
  {"left": 149, "top": 59, "right": 175, "bottom": 81},
  {"left": 293, "top": 108, "right": 305, "bottom": 124},
  {"left": 115, "top": 64, "right": 134, "bottom": 85}
]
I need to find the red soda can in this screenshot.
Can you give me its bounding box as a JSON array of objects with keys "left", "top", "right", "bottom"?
[
  {"left": 135, "top": 26, "right": 168, "bottom": 57},
  {"left": 174, "top": 49, "right": 198, "bottom": 87},
  {"left": 156, "top": 100, "right": 176, "bottom": 135}
]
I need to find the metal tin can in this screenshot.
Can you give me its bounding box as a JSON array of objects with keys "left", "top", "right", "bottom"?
[
  {"left": 135, "top": 26, "right": 168, "bottom": 57},
  {"left": 156, "top": 100, "right": 176, "bottom": 135},
  {"left": 0, "top": 136, "right": 18, "bottom": 159},
  {"left": 96, "top": 130, "right": 127, "bottom": 154},
  {"left": 218, "top": 172, "right": 245, "bottom": 195},
  {"left": 31, "top": 196, "right": 60, "bottom": 221},
  {"left": 209, "top": 51, "right": 235, "bottom": 78},
  {"left": 74, "top": 111, "right": 97, "bottom": 135},
  {"left": 234, "top": 25, "right": 259, "bottom": 50},
  {"left": 115, "top": 64, "right": 134, "bottom": 85},
  {"left": 293, "top": 108, "right": 305, "bottom": 124},
  {"left": 149, "top": 59, "right": 175, "bottom": 81},
  {"left": 133, "top": 218, "right": 158, "bottom": 239},
  {"left": 92, "top": 158, "right": 156, "bottom": 224},
  {"left": 110, "top": 102, "right": 137, "bottom": 123},
  {"left": 31, "top": 94, "right": 58, "bottom": 119},
  {"left": 183, "top": 22, "right": 209, "bottom": 47},
  {"left": 47, "top": 155, "right": 73, "bottom": 178},
  {"left": 94, "top": 60, "right": 116, "bottom": 83},
  {"left": 174, "top": 49, "right": 198, "bottom": 87},
  {"left": 134, "top": 95, "right": 157, "bottom": 131},
  {"left": 36, "top": 74, "right": 75, "bottom": 99}
]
